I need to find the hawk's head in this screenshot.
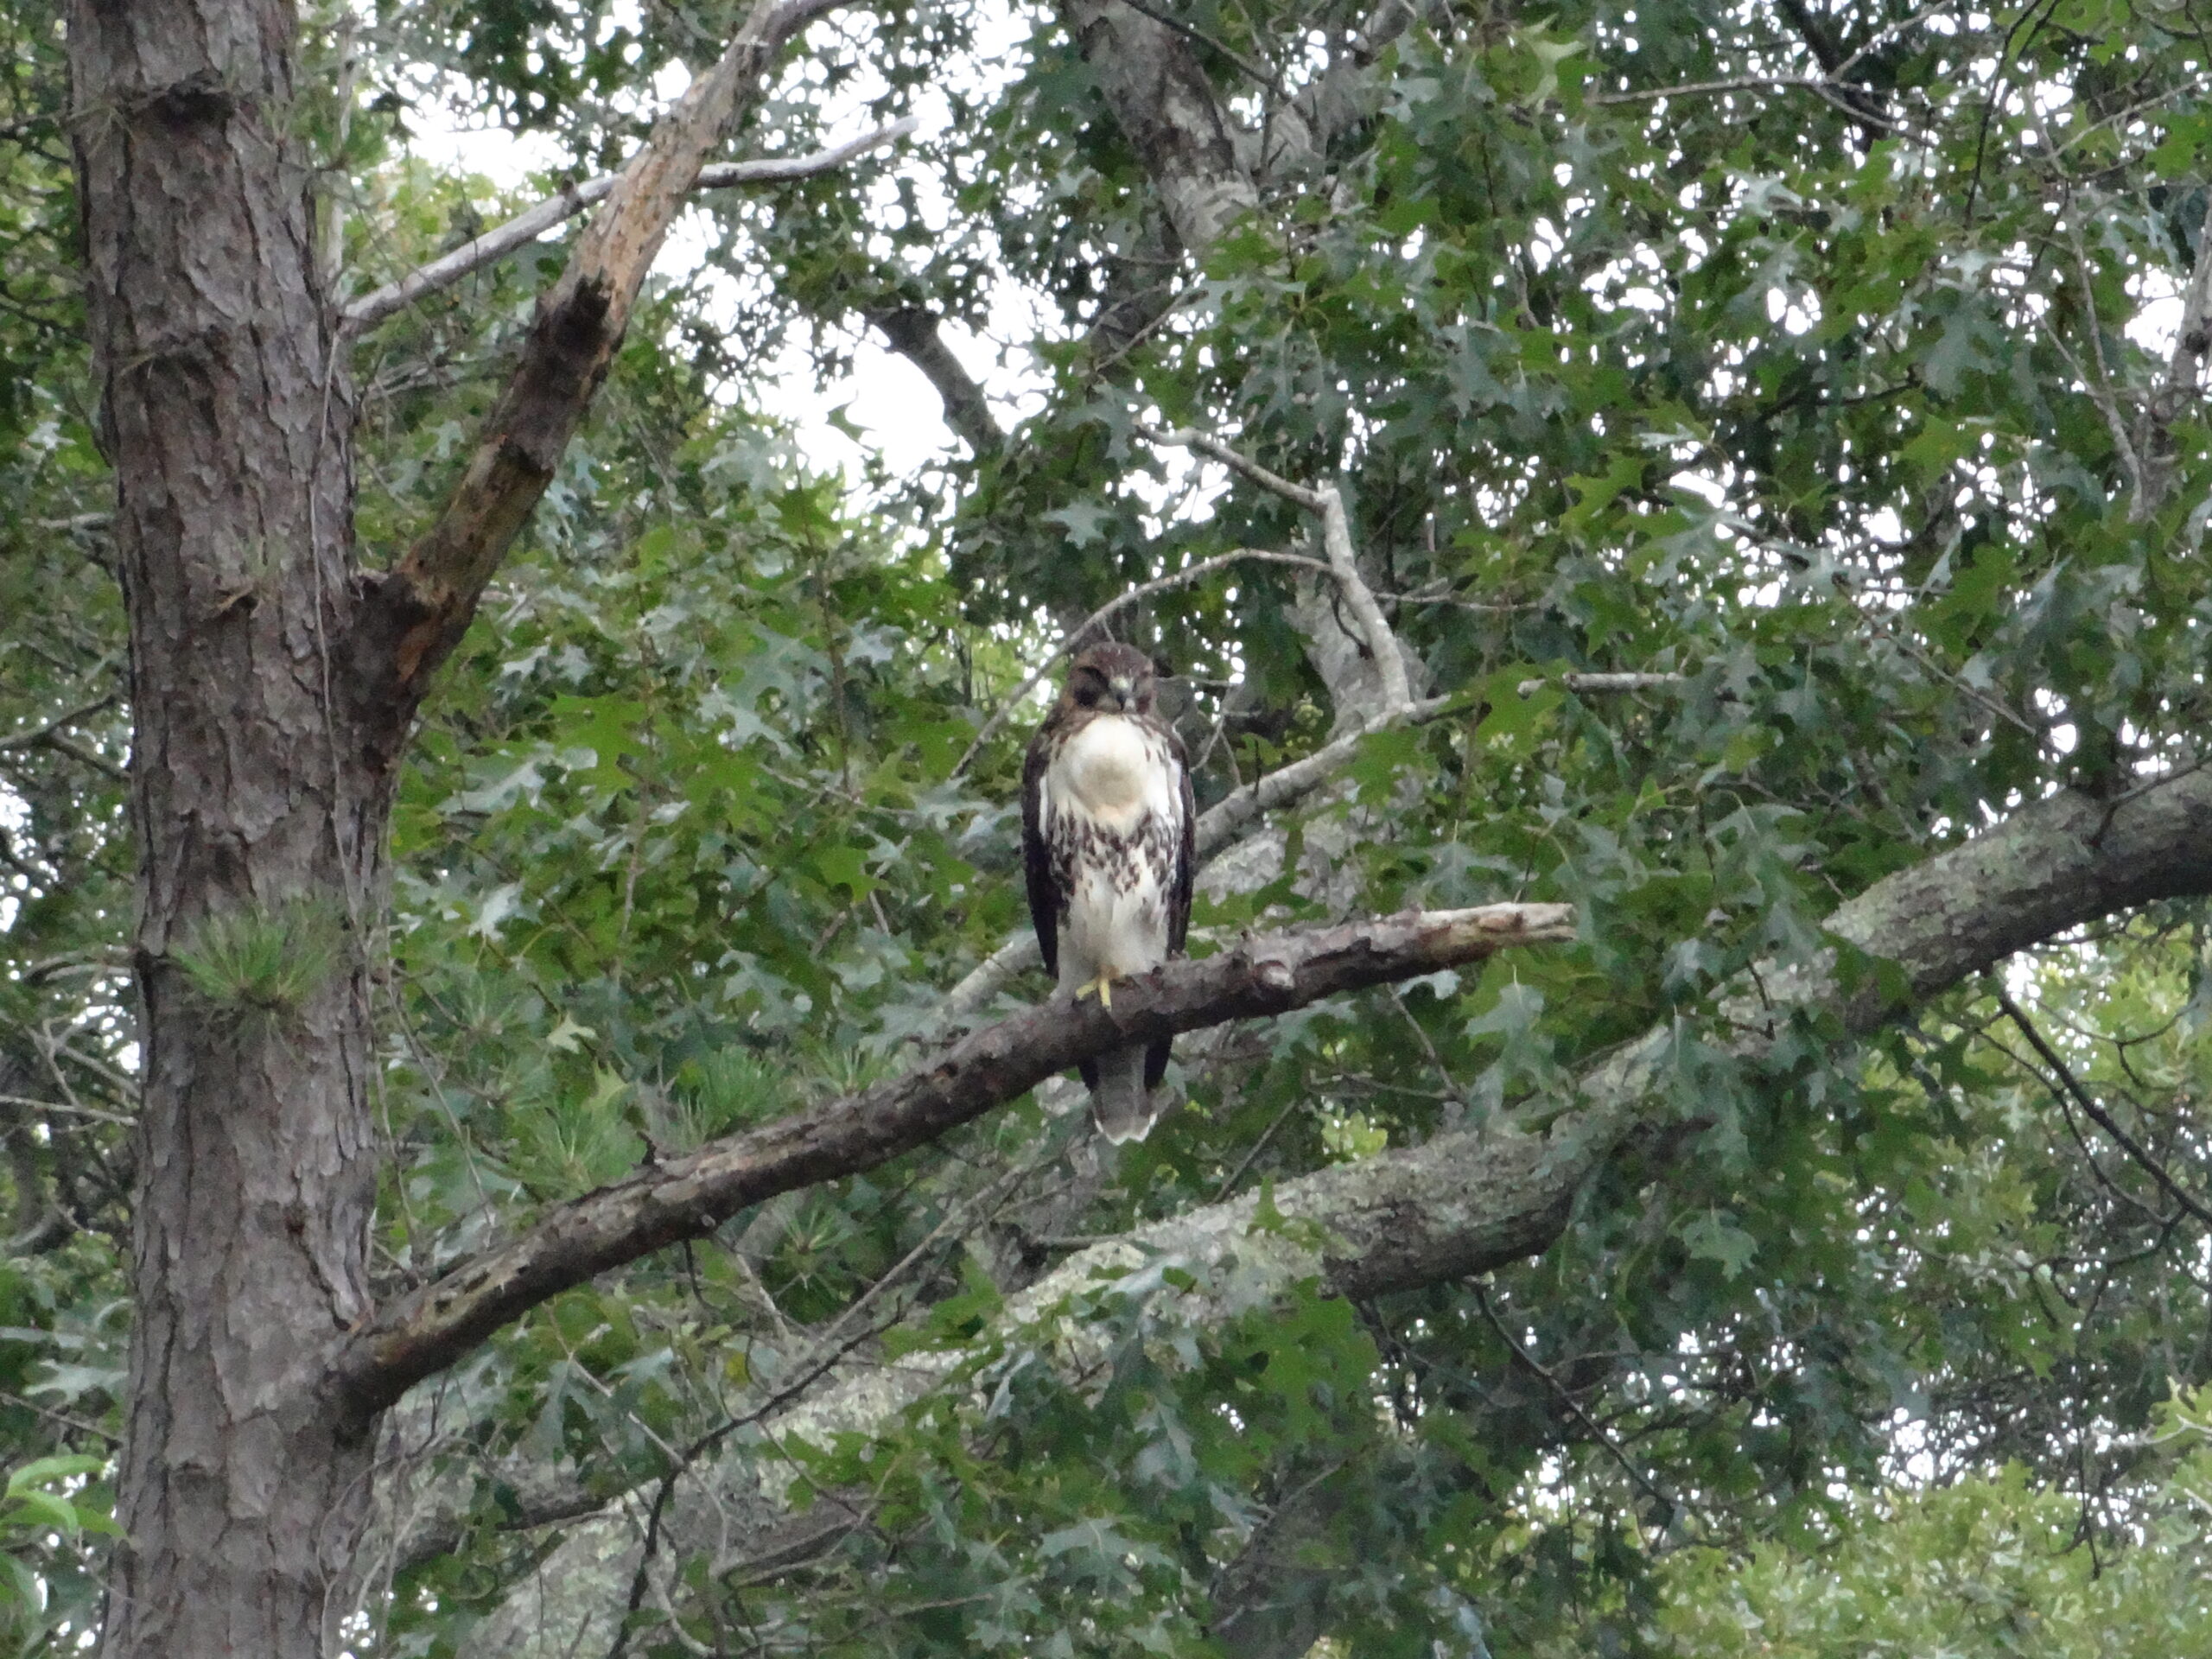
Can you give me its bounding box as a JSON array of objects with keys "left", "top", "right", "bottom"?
[{"left": 1060, "top": 642, "right": 1160, "bottom": 717}]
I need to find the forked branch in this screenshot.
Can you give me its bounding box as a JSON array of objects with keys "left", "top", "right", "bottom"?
[
  {"left": 351, "top": 0, "right": 855, "bottom": 720},
  {"left": 1140, "top": 423, "right": 1414, "bottom": 713},
  {"left": 327, "top": 901, "right": 1575, "bottom": 1424}
]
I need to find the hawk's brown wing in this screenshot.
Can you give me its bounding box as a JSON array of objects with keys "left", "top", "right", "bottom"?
[
  {"left": 1146, "top": 721, "right": 1197, "bottom": 1096},
  {"left": 1166, "top": 725, "right": 1195, "bottom": 953},
  {"left": 1020, "top": 718, "right": 1060, "bottom": 979}
]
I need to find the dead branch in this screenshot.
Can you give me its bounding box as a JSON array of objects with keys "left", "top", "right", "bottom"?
[
  {"left": 1517, "top": 671, "right": 1688, "bottom": 696},
  {"left": 350, "top": 0, "right": 856, "bottom": 721},
  {"left": 341, "top": 118, "right": 916, "bottom": 334}
]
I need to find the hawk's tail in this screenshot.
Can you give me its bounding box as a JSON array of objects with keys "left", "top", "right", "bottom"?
[{"left": 1082, "top": 1041, "right": 1164, "bottom": 1143}]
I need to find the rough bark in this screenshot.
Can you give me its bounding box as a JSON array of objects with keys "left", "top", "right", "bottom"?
[
  {"left": 67, "top": 2, "right": 382, "bottom": 1651},
  {"left": 1058, "top": 0, "right": 1258, "bottom": 255},
  {"left": 66, "top": 0, "right": 848, "bottom": 1652}
]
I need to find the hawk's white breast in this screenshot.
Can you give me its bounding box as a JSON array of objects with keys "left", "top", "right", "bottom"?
[
  {"left": 1043, "top": 712, "right": 1182, "bottom": 988},
  {"left": 1054, "top": 714, "right": 1173, "bottom": 823}
]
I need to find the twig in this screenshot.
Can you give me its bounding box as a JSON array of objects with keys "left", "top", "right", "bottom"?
[
  {"left": 1386, "top": 983, "right": 1465, "bottom": 1110},
  {"left": 1212, "top": 1095, "right": 1304, "bottom": 1200},
  {"left": 1109, "top": 0, "right": 1279, "bottom": 91},
  {"left": 1382, "top": 580, "right": 1536, "bottom": 614},
  {"left": 1996, "top": 989, "right": 2212, "bottom": 1230},
  {"left": 1192, "top": 693, "right": 1450, "bottom": 856},
  {"left": 0, "top": 1095, "right": 135, "bottom": 1128},
  {"left": 2038, "top": 317, "right": 2144, "bottom": 500},
  {"left": 1590, "top": 64, "right": 1929, "bottom": 140},
  {"left": 1592, "top": 73, "right": 1884, "bottom": 115},
  {"left": 0, "top": 730, "right": 127, "bottom": 782},
  {"left": 949, "top": 547, "right": 1332, "bottom": 778},
  {"left": 1986, "top": 1029, "right": 2177, "bottom": 1228},
  {"left": 2062, "top": 211, "right": 2149, "bottom": 507},
  {"left": 1832, "top": 0, "right": 1956, "bottom": 79},
  {"left": 0, "top": 692, "right": 118, "bottom": 753},
  {"left": 1473, "top": 1283, "right": 1681, "bottom": 1524},
  {"left": 0, "top": 1388, "right": 116, "bottom": 1446},
  {"left": 607, "top": 1302, "right": 906, "bottom": 1659},
  {"left": 340, "top": 117, "right": 917, "bottom": 333}
]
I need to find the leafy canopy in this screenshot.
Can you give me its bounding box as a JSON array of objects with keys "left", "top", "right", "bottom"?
[{"left": 5, "top": 0, "right": 2212, "bottom": 1652}]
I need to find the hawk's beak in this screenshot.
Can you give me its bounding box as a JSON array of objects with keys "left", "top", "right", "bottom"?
[{"left": 1108, "top": 675, "right": 1134, "bottom": 709}]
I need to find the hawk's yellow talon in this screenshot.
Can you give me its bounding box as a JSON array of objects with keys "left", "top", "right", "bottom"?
[{"left": 1074, "top": 974, "right": 1115, "bottom": 1007}]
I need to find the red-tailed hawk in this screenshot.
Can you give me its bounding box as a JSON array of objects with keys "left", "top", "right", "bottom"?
[{"left": 1022, "top": 642, "right": 1196, "bottom": 1141}]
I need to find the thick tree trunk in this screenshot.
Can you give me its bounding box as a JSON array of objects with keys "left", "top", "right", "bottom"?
[{"left": 68, "top": 2, "right": 385, "bottom": 1652}]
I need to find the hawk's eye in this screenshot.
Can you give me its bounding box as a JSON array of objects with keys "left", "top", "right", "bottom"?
[{"left": 1072, "top": 678, "right": 1100, "bottom": 706}]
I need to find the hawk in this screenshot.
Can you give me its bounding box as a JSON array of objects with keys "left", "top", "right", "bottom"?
[{"left": 1022, "top": 642, "right": 1196, "bottom": 1142}]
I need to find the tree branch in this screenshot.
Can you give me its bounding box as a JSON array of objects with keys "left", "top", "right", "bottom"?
[
  {"left": 341, "top": 119, "right": 918, "bottom": 334},
  {"left": 426, "top": 759, "right": 2212, "bottom": 1617},
  {"left": 1141, "top": 423, "right": 1412, "bottom": 712},
  {"left": 0, "top": 691, "right": 118, "bottom": 752},
  {"left": 1473, "top": 1283, "right": 1679, "bottom": 1520},
  {"left": 1516, "top": 671, "right": 1687, "bottom": 696},
  {"left": 349, "top": 0, "right": 855, "bottom": 721},
  {"left": 1058, "top": 0, "right": 1259, "bottom": 255},
  {"left": 1995, "top": 988, "right": 2212, "bottom": 1229},
  {"left": 2139, "top": 189, "right": 2212, "bottom": 515},
  {"left": 1, "top": 729, "right": 127, "bottom": 783},
  {"left": 1262, "top": 0, "right": 1428, "bottom": 179},
  {"left": 2162, "top": 192, "right": 2212, "bottom": 407},
  {"left": 860, "top": 303, "right": 1003, "bottom": 456},
  {"left": 327, "top": 902, "right": 1574, "bottom": 1425},
  {"left": 1107, "top": 0, "right": 1278, "bottom": 92},
  {"left": 1771, "top": 0, "right": 1893, "bottom": 147},
  {"left": 1589, "top": 73, "right": 1915, "bottom": 135}
]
